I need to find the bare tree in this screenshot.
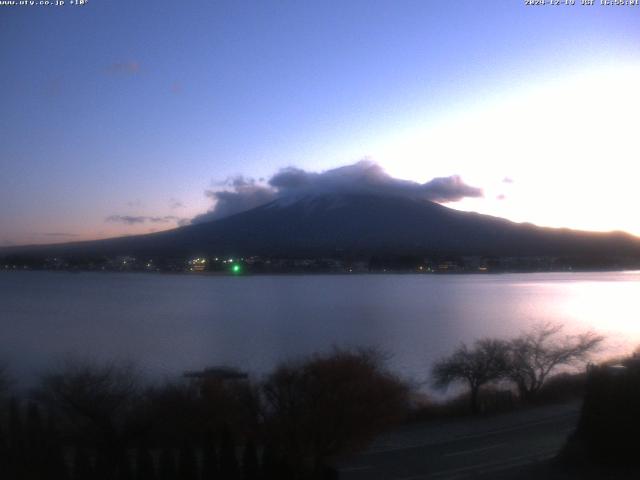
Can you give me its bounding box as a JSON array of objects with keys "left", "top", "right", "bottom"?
[
  {"left": 262, "top": 348, "right": 410, "bottom": 475},
  {"left": 36, "top": 359, "right": 139, "bottom": 426},
  {"left": 506, "top": 323, "right": 603, "bottom": 401},
  {"left": 34, "top": 358, "right": 141, "bottom": 476},
  {"left": 431, "top": 339, "right": 509, "bottom": 414}
]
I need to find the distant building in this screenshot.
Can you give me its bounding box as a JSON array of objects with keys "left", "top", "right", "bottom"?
[{"left": 188, "top": 257, "right": 208, "bottom": 272}]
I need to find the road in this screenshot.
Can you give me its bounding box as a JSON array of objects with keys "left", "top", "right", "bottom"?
[{"left": 339, "top": 402, "right": 581, "bottom": 480}]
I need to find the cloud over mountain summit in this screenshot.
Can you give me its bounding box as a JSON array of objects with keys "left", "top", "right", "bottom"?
[{"left": 192, "top": 160, "right": 483, "bottom": 224}]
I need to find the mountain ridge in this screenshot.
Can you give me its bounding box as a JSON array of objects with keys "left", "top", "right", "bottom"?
[{"left": 2, "top": 193, "right": 640, "bottom": 261}]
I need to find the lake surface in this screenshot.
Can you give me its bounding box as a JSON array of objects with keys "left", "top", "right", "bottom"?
[{"left": 1, "top": 271, "right": 639, "bottom": 388}]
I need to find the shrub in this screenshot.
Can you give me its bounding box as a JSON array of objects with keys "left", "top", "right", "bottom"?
[{"left": 262, "top": 348, "right": 410, "bottom": 475}]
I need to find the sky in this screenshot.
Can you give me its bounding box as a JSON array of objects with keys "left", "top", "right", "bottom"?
[{"left": 1, "top": 0, "right": 640, "bottom": 246}]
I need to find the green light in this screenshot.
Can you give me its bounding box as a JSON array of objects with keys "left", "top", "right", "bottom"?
[{"left": 232, "top": 264, "right": 241, "bottom": 273}]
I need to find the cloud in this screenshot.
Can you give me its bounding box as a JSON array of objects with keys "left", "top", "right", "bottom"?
[
  {"left": 107, "top": 61, "right": 141, "bottom": 75},
  {"left": 267, "top": 161, "right": 482, "bottom": 202},
  {"left": 502, "top": 177, "right": 514, "bottom": 184},
  {"left": 106, "top": 215, "right": 184, "bottom": 225},
  {"left": 192, "top": 177, "right": 277, "bottom": 224},
  {"left": 419, "top": 175, "right": 484, "bottom": 203},
  {"left": 192, "top": 160, "right": 483, "bottom": 224},
  {"left": 497, "top": 194, "right": 506, "bottom": 201}
]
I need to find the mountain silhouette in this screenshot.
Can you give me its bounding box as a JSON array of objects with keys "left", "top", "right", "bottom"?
[{"left": 4, "top": 193, "right": 640, "bottom": 260}]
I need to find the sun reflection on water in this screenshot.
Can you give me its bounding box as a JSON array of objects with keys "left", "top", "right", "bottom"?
[{"left": 556, "top": 275, "right": 640, "bottom": 357}]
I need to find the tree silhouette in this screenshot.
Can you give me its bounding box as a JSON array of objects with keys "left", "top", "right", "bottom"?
[
  {"left": 507, "top": 323, "right": 603, "bottom": 401},
  {"left": 262, "top": 348, "right": 409, "bottom": 475},
  {"left": 36, "top": 359, "right": 141, "bottom": 475},
  {"left": 432, "top": 339, "right": 509, "bottom": 414}
]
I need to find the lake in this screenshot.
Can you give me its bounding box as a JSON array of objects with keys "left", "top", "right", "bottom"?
[{"left": 1, "top": 271, "right": 639, "bottom": 388}]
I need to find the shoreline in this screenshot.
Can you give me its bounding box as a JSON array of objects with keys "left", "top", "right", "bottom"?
[{"left": 2, "top": 267, "right": 640, "bottom": 276}]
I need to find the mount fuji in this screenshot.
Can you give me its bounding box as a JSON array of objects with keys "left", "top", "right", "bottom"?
[{"left": 4, "top": 193, "right": 640, "bottom": 263}]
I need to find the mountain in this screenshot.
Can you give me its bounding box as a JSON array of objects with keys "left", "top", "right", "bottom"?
[{"left": 3, "top": 193, "right": 640, "bottom": 261}]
